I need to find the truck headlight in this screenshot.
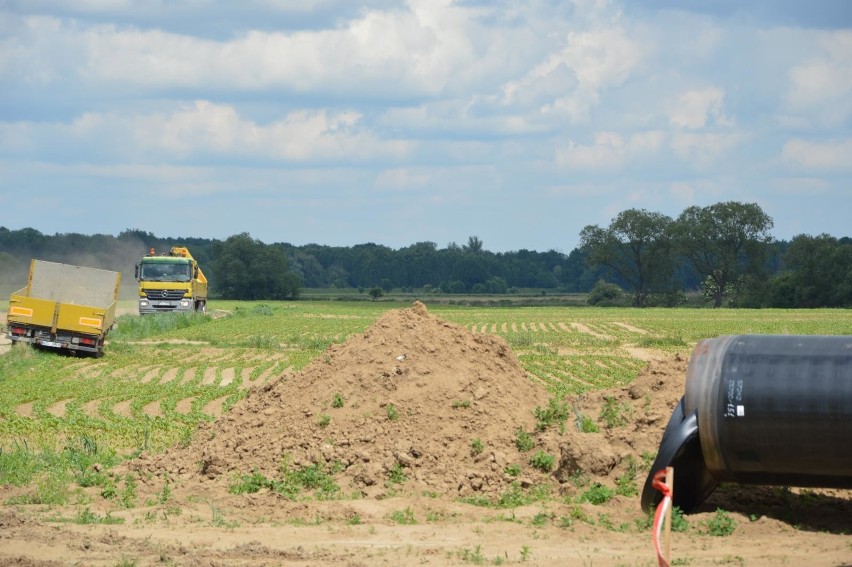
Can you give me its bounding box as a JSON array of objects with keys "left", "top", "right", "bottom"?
[
  {"left": 180, "top": 300, "right": 191, "bottom": 307},
  {"left": 140, "top": 300, "right": 149, "bottom": 306}
]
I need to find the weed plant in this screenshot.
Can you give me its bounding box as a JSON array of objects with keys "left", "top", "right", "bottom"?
[
  {"left": 462, "top": 481, "right": 551, "bottom": 509},
  {"left": 599, "top": 396, "right": 631, "bottom": 429},
  {"left": 385, "top": 403, "right": 399, "bottom": 421},
  {"left": 504, "top": 464, "right": 521, "bottom": 477},
  {"left": 387, "top": 463, "right": 407, "bottom": 485},
  {"left": 514, "top": 427, "right": 534, "bottom": 452},
  {"left": 533, "top": 398, "right": 570, "bottom": 432},
  {"left": 74, "top": 507, "right": 124, "bottom": 525},
  {"left": 229, "top": 462, "right": 340, "bottom": 501},
  {"left": 705, "top": 508, "right": 736, "bottom": 536},
  {"left": 576, "top": 483, "right": 614, "bottom": 505},
  {"left": 0, "top": 435, "right": 121, "bottom": 505},
  {"left": 574, "top": 408, "right": 599, "bottom": 433},
  {"left": 531, "top": 511, "right": 552, "bottom": 526},
  {"left": 390, "top": 507, "right": 417, "bottom": 524},
  {"left": 529, "top": 451, "right": 555, "bottom": 472},
  {"left": 456, "top": 544, "right": 486, "bottom": 564}
]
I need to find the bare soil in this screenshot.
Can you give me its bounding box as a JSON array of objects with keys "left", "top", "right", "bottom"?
[{"left": 1, "top": 302, "right": 850, "bottom": 566}]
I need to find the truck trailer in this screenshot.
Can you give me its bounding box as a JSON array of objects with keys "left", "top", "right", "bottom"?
[
  {"left": 136, "top": 247, "right": 208, "bottom": 315},
  {"left": 6, "top": 259, "right": 121, "bottom": 357}
]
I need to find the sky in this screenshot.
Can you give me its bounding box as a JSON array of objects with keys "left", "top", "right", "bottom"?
[{"left": 1, "top": 0, "right": 850, "bottom": 253}]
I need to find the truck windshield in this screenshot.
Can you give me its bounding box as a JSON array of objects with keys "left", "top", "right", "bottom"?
[{"left": 141, "top": 262, "right": 191, "bottom": 282}]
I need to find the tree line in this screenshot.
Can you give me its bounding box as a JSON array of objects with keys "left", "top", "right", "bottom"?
[
  {"left": 1, "top": 201, "right": 850, "bottom": 307},
  {"left": 579, "top": 201, "right": 852, "bottom": 308}
]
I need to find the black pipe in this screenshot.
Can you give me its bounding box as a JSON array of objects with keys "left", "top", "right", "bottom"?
[{"left": 641, "top": 335, "right": 852, "bottom": 513}]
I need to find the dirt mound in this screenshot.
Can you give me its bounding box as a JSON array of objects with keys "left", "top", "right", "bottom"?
[{"left": 132, "top": 302, "right": 688, "bottom": 501}]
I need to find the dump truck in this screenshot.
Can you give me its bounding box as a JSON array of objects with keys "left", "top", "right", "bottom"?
[
  {"left": 6, "top": 259, "right": 121, "bottom": 357},
  {"left": 135, "top": 246, "right": 208, "bottom": 315}
]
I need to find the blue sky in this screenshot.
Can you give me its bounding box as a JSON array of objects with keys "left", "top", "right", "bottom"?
[{"left": 1, "top": 0, "right": 850, "bottom": 253}]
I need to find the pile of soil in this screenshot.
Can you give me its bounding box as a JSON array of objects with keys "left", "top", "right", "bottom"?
[{"left": 132, "top": 302, "right": 687, "bottom": 501}]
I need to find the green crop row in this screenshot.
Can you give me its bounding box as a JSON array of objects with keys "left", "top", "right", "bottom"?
[{"left": 522, "top": 352, "right": 648, "bottom": 396}]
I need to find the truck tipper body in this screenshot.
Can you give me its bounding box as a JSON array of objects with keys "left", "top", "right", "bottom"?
[
  {"left": 6, "top": 259, "right": 121, "bottom": 357},
  {"left": 136, "top": 247, "right": 208, "bottom": 315}
]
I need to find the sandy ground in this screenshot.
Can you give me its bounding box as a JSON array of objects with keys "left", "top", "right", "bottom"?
[{"left": 1, "top": 303, "right": 850, "bottom": 566}]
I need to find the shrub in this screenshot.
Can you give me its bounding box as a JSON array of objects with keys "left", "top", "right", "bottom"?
[{"left": 587, "top": 280, "right": 625, "bottom": 306}]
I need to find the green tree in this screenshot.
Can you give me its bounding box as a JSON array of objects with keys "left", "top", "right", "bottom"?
[
  {"left": 463, "top": 236, "right": 484, "bottom": 254},
  {"left": 672, "top": 202, "right": 773, "bottom": 308},
  {"left": 579, "top": 209, "right": 674, "bottom": 307},
  {"left": 484, "top": 276, "right": 508, "bottom": 294},
  {"left": 770, "top": 234, "right": 852, "bottom": 307},
  {"left": 212, "top": 233, "right": 301, "bottom": 299},
  {"left": 368, "top": 286, "right": 384, "bottom": 301}
]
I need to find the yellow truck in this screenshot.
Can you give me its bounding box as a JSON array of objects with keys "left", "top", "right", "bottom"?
[
  {"left": 135, "top": 246, "right": 208, "bottom": 315},
  {"left": 6, "top": 259, "right": 121, "bottom": 357}
]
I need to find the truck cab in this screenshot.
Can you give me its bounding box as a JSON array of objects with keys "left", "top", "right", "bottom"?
[{"left": 136, "top": 247, "right": 208, "bottom": 314}]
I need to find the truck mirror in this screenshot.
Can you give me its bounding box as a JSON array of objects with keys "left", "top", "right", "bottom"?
[{"left": 135, "top": 264, "right": 140, "bottom": 279}]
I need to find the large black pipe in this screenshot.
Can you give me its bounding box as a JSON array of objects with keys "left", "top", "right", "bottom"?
[{"left": 641, "top": 335, "right": 852, "bottom": 513}]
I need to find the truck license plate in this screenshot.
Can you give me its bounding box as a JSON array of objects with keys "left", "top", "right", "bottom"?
[
  {"left": 40, "top": 340, "right": 62, "bottom": 348},
  {"left": 159, "top": 301, "right": 171, "bottom": 306}
]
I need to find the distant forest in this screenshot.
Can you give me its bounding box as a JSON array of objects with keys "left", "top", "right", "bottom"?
[{"left": 1, "top": 201, "right": 851, "bottom": 308}]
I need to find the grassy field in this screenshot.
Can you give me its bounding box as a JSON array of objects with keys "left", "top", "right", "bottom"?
[{"left": 2, "top": 301, "right": 851, "bottom": 478}]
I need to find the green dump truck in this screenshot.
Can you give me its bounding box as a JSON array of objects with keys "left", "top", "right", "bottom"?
[{"left": 6, "top": 259, "right": 121, "bottom": 357}]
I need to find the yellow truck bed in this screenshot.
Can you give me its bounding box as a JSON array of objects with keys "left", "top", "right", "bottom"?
[
  {"left": 5, "top": 260, "right": 121, "bottom": 356},
  {"left": 8, "top": 292, "right": 116, "bottom": 336}
]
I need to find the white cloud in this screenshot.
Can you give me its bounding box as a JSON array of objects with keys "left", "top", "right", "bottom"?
[
  {"left": 771, "top": 177, "right": 832, "bottom": 196},
  {"left": 668, "top": 182, "right": 695, "bottom": 202},
  {"left": 5, "top": 6, "right": 491, "bottom": 96},
  {"left": 0, "top": 101, "right": 412, "bottom": 162},
  {"left": 668, "top": 87, "right": 729, "bottom": 129},
  {"left": 669, "top": 131, "right": 744, "bottom": 167},
  {"left": 375, "top": 167, "right": 431, "bottom": 190},
  {"left": 545, "top": 183, "right": 608, "bottom": 198},
  {"left": 666, "top": 179, "right": 725, "bottom": 205},
  {"left": 780, "top": 138, "right": 852, "bottom": 170},
  {"left": 784, "top": 30, "right": 852, "bottom": 126},
  {"left": 555, "top": 130, "right": 665, "bottom": 169},
  {"left": 504, "top": 24, "right": 648, "bottom": 123}
]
